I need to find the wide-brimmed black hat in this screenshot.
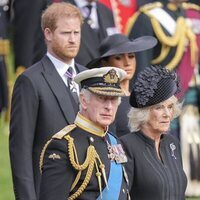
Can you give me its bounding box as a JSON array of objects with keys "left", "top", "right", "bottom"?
[
  {"left": 74, "top": 67, "right": 127, "bottom": 96},
  {"left": 86, "top": 34, "right": 157, "bottom": 68},
  {"left": 130, "top": 66, "right": 181, "bottom": 108}
]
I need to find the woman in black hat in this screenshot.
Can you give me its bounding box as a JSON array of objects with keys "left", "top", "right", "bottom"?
[
  {"left": 87, "top": 33, "right": 157, "bottom": 137},
  {"left": 120, "top": 65, "right": 187, "bottom": 200}
]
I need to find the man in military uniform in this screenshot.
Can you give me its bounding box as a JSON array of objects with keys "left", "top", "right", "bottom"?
[
  {"left": 126, "top": 0, "right": 200, "bottom": 196},
  {"left": 39, "top": 67, "right": 130, "bottom": 200},
  {"left": 0, "top": 0, "right": 9, "bottom": 115}
]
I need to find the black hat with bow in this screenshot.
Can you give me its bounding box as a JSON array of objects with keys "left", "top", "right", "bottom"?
[{"left": 130, "top": 66, "right": 181, "bottom": 108}]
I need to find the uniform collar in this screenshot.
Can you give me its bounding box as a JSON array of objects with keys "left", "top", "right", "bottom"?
[{"left": 74, "top": 112, "right": 107, "bottom": 137}]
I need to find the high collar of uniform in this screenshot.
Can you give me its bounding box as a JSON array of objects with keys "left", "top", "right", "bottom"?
[{"left": 74, "top": 112, "right": 107, "bottom": 137}]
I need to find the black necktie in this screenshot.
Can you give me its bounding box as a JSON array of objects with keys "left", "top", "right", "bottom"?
[{"left": 66, "top": 67, "right": 79, "bottom": 103}]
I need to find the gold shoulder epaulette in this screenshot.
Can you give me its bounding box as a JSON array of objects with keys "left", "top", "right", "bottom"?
[
  {"left": 140, "top": 2, "right": 163, "bottom": 12},
  {"left": 52, "top": 124, "right": 77, "bottom": 139},
  {"left": 182, "top": 2, "right": 200, "bottom": 11},
  {"left": 39, "top": 124, "right": 76, "bottom": 173}
]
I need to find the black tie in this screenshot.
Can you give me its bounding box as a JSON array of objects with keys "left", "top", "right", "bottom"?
[{"left": 66, "top": 67, "right": 79, "bottom": 103}]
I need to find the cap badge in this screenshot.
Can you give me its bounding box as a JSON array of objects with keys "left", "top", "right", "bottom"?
[{"left": 103, "top": 69, "right": 119, "bottom": 84}]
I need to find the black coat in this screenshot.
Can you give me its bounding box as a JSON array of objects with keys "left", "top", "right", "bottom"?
[
  {"left": 120, "top": 132, "right": 187, "bottom": 200},
  {"left": 9, "top": 55, "right": 86, "bottom": 199}
]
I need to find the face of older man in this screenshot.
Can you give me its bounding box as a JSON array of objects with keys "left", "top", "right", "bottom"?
[{"left": 80, "top": 92, "right": 120, "bottom": 129}]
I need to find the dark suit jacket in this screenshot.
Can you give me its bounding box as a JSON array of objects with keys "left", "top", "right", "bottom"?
[
  {"left": 9, "top": 55, "right": 86, "bottom": 200},
  {"left": 66, "top": 0, "right": 116, "bottom": 66}
]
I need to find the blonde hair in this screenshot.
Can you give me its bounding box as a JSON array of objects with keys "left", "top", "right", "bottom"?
[
  {"left": 128, "top": 95, "right": 183, "bottom": 132},
  {"left": 41, "top": 2, "right": 83, "bottom": 32}
]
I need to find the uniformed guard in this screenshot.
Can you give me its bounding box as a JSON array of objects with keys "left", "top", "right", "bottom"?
[
  {"left": 0, "top": 0, "right": 9, "bottom": 115},
  {"left": 39, "top": 67, "right": 130, "bottom": 200}
]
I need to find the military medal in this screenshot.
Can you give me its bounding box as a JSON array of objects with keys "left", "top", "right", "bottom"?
[{"left": 106, "top": 140, "right": 127, "bottom": 164}]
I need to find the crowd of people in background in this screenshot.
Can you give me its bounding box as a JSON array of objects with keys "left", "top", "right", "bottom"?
[{"left": 0, "top": 0, "right": 199, "bottom": 199}]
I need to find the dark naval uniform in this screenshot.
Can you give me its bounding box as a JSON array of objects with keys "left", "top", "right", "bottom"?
[{"left": 39, "top": 113, "right": 130, "bottom": 200}]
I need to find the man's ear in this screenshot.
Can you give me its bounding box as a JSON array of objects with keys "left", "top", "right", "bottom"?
[
  {"left": 79, "top": 93, "right": 88, "bottom": 110},
  {"left": 44, "top": 28, "right": 53, "bottom": 42}
]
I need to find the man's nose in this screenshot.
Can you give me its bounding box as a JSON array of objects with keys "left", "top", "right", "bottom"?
[
  {"left": 69, "top": 33, "right": 76, "bottom": 42},
  {"left": 105, "top": 100, "right": 113, "bottom": 109}
]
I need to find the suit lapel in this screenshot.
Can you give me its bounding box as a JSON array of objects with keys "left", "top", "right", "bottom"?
[{"left": 41, "top": 56, "right": 77, "bottom": 124}]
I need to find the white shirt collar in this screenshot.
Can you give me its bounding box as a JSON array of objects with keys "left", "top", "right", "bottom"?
[
  {"left": 74, "top": 0, "right": 96, "bottom": 8},
  {"left": 47, "top": 52, "right": 76, "bottom": 77}
]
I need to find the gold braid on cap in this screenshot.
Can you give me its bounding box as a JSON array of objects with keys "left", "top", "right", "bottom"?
[{"left": 65, "top": 135, "right": 108, "bottom": 200}]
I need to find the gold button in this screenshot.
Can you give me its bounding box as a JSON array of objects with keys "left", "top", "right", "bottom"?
[{"left": 122, "top": 188, "right": 125, "bottom": 193}]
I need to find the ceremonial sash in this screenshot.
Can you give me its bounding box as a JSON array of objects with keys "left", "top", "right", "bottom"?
[
  {"left": 97, "top": 133, "right": 123, "bottom": 200},
  {"left": 149, "top": 7, "right": 176, "bottom": 35}
]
